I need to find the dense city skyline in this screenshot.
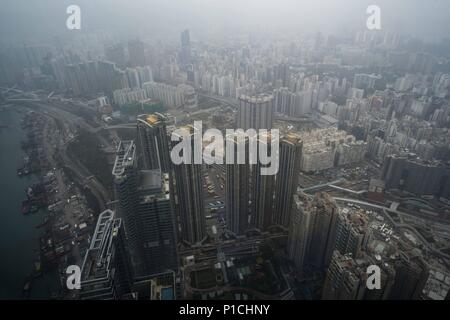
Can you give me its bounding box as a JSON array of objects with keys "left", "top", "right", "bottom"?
[{"left": 0, "top": 0, "right": 450, "bottom": 305}]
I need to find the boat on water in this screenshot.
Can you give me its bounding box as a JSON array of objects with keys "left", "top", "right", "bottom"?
[
  {"left": 21, "top": 182, "right": 49, "bottom": 214},
  {"left": 21, "top": 201, "right": 39, "bottom": 215},
  {"left": 17, "top": 156, "right": 32, "bottom": 177},
  {"left": 17, "top": 167, "right": 31, "bottom": 177},
  {"left": 21, "top": 200, "right": 30, "bottom": 214}
]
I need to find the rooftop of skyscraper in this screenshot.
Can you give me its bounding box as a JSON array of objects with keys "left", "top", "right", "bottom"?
[
  {"left": 80, "top": 210, "right": 121, "bottom": 282},
  {"left": 137, "top": 113, "right": 166, "bottom": 127},
  {"left": 282, "top": 132, "right": 302, "bottom": 145},
  {"left": 239, "top": 93, "right": 274, "bottom": 103}
]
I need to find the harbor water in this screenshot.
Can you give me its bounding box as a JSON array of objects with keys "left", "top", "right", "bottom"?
[{"left": 0, "top": 107, "right": 59, "bottom": 299}]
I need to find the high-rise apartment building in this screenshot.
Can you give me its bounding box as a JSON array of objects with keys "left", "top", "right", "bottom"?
[
  {"left": 334, "top": 207, "right": 371, "bottom": 258},
  {"left": 308, "top": 192, "right": 339, "bottom": 269},
  {"left": 381, "top": 155, "right": 450, "bottom": 199},
  {"left": 322, "top": 250, "right": 367, "bottom": 300},
  {"left": 170, "top": 125, "right": 206, "bottom": 245},
  {"left": 249, "top": 133, "right": 277, "bottom": 231},
  {"left": 142, "top": 81, "right": 196, "bottom": 108},
  {"left": 180, "top": 29, "right": 191, "bottom": 67},
  {"left": 105, "top": 44, "right": 126, "bottom": 69},
  {"left": 389, "top": 253, "right": 429, "bottom": 300},
  {"left": 237, "top": 94, "right": 274, "bottom": 130},
  {"left": 353, "top": 73, "right": 380, "bottom": 90},
  {"left": 322, "top": 250, "right": 397, "bottom": 300},
  {"left": 273, "top": 133, "right": 302, "bottom": 228},
  {"left": 287, "top": 192, "right": 338, "bottom": 272},
  {"left": 225, "top": 132, "right": 251, "bottom": 235}
]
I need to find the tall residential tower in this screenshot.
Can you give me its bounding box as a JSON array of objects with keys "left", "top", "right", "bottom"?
[
  {"left": 113, "top": 141, "right": 178, "bottom": 276},
  {"left": 170, "top": 125, "right": 206, "bottom": 245},
  {"left": 273, "top": 133, "right": 303, "bottom": 228},
  {"left": 136, "top": 113, "right": 171, "bottom": 172},
  {"left": 237, "top": 94, "right": 274, "bottom": 130}
]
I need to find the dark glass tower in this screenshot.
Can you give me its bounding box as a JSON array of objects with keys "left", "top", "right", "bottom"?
[{"left": 113, "top": 141, "right": 178, "bottom": 276}]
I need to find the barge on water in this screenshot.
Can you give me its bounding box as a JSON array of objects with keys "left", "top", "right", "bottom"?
[{"left": 21, "top": 182, "right": 49, "bottom": 215}]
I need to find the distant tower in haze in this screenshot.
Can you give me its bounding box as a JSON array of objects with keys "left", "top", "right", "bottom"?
[
  {"left": 128, "top": 39, "right": 146, "bottom": 67},
  {"left": 308, "top": 192, "right": 338, "bottom": 269},
  {"left": 136, "top": 113, "right": 171, "bottom": 172},
  {"left": 237, "top": 94, "right": 274, "bottom": 130},
  {"left": 180, "top": 29, "right": 191, "bottom": 67},
  {"left": 105, "top": 44, "right": 126, "bottom": 69}
]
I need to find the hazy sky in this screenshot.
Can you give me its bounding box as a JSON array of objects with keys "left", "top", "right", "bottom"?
[{"left": 1, "top": 0, "right": 449, "bottom": 44}]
